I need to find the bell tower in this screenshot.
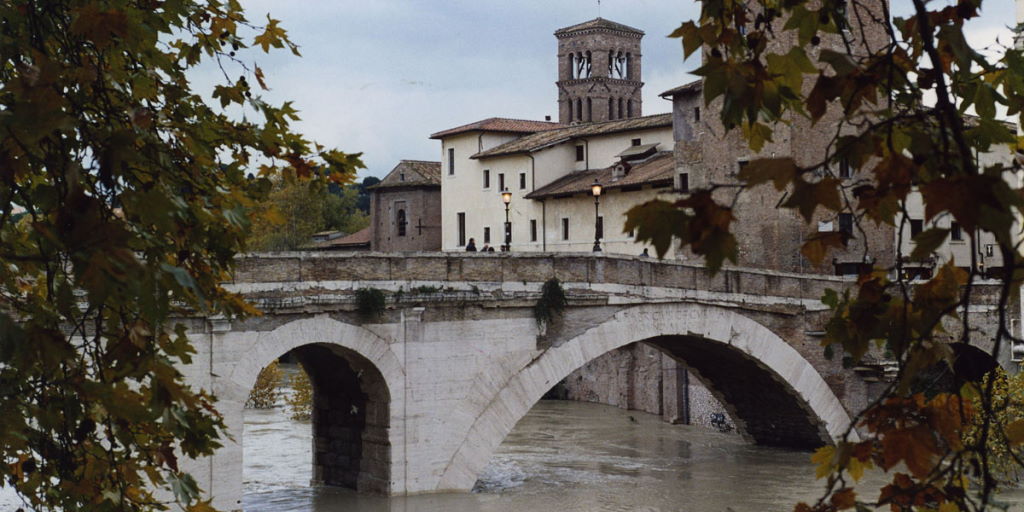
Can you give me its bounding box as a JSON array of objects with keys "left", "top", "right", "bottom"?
[{"left": 555, "top": 18, "right": 644, "bottom": 125}]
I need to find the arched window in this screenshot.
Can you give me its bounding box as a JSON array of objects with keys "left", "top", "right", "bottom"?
[
  {"left": 618, "top": 98, "right": 625, "bottom": 119},
  {"left": 627, "top": 99, "right": 633, "bottom": 118},
  {"left": 586, "top": 98, "right": 592, "bottom": 122},
  {"left": 568, "top": 97, "right": 574, "bottom": 120},
  {"left": 625, "top": 53, "right": 632, "bottom": 79},
  {"left": 608, "top": 98, "right": 614, "bottom": 120},
  {"left": 397, "top": 209, "right": 406, "bottom": 236},
  {"left": 575, "top": 98, "right": 583, "bottom": 121}
]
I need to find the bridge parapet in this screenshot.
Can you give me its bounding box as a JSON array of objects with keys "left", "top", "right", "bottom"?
[{"left": 232, "top": 251, "right": 857, "bottom": 304}]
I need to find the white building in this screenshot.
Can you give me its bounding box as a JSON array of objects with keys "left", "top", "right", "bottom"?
[{"left": 432, "top": 18, "right": 682, "bottom": 256}]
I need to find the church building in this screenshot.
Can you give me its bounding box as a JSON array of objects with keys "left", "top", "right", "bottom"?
[{"left": 433, "top": 18, "right": 679, "bottom": 256}]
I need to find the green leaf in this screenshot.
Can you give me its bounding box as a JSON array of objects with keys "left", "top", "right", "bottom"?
[{"left": 909, "top": 228, "right": 948, "bottom": 261}]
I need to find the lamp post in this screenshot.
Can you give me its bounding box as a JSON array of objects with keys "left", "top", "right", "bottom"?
[
  {"left": 501, "top": 188, "right": 512, "bottom": 252},
  {"left": 591, "top": 179, "right": 602, "bottom": 252}
]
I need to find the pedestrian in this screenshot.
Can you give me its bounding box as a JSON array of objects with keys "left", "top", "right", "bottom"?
[
  {"left": 466, "top": 238, "right": 477, "bottom": 252},
  {"left": 481, "top": 243, "right": 491, "bottom": 252},
  {"left": 640, "top": 248, "right": 649, "bottom": 258},
  {"left": 487, "top": 246, "right": 496, "bottom": 252}
]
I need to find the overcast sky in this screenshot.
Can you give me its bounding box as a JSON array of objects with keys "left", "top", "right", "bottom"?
[{"left": 205, "top": 1, "right": 1018, "bottom": 180}]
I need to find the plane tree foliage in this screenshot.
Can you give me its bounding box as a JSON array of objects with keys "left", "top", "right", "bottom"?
[
  {"left": 627, "top": 0, "right": 1024, "bottom": 510},
  {"left": 0, "top": 0, "right": 361, "bottom": 510}
]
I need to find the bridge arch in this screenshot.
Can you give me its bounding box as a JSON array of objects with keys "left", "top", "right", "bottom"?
[
  {"left": 437, "top": 302, "right": 854, "bottom": 491},
  {"left": 226, "top": 315, "right": 405, "bottom": 495}
]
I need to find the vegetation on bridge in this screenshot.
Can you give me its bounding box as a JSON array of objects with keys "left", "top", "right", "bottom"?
[{"left": 627, "top": 1, "right": 1024, "bottom": 510}]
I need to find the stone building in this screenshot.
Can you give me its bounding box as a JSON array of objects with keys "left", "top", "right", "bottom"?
[{"left": 369, "top": 160, "right": 442, "bottom": 252}]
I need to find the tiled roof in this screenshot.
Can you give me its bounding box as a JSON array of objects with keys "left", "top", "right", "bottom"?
[
  {"left": 429, "top": 117, "right": 565, "bottom": 140},
  {"left": 371, "top": 160, "right": 441, "bottom": 189},
  {"left": 525, "top": 150, "right": 675, "bottom": 199},
  {"left": 660, "top": 79, "right": 703, "bottom": 98},
  {"left": 472, "top": 113, "right": 672, "bottom": 160},
  {"left": 311, "top": 226, "right": 371, "bottom": 249},
  {"left": 555, "top": 18, "right": 644, "bottom": 36}
]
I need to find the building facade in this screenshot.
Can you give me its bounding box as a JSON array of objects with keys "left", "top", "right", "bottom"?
[{"left": 369, "top": 160, "right": 442, "bottom": 252}]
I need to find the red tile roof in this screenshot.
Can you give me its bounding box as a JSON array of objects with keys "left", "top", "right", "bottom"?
[
  {"left": 525, "top": 151, "right": 675, "bottom": 199},
  {"left": 312, "top": 227, "right": 371, "bottom": 250},
  {"left": 370, "top": 160, "right": 441, "bottom": 189},
  {"left": 555, "top": 18, "right": 644, "bottom": 36},
  {"left": 472, "top": 113, "right": 672, "bottom": 160},
  {"left": 429, "top": 117, "right": 565, "bottom": 140}
]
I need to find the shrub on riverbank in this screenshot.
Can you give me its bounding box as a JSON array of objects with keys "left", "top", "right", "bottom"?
[
  {"left": 246, "top": 361, "right": 283, "bottom": 409},
  {"left": 288, "top": 364, "right": 314, "bottom": 421}
]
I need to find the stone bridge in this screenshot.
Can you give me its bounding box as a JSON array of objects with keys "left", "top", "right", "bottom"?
[{"left": 176, "top": 252, "right": 1009, "bottom": 510}]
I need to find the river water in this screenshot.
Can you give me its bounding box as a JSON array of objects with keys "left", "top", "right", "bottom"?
[
  {"left": 246, "top": 399, "right": 1013, "bottom": 512},
  {"left": 2, "top": 393, "right": 1021, "bottom": 510}
]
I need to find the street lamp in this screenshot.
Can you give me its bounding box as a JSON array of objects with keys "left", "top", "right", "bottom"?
[
  {"left": 591, "top": 179, "right": 602, "bottom": 252},
  {"left": 501, "top": 188, "right": 512, "bottom": 251}
]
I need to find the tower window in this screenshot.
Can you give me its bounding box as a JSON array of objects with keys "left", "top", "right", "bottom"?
[
  {"left": 618, "top": 98, "right": 625, "bottom": 119},
  {"left": 448, "top": 148, "right": 455, "bottom": 175},
  {"left": 397, "top": 209, "right": 407, "bottom": 237},
  {"left": 519, "top": 172, "right": 527, "bottom": 190},
  {"left": 576, "top": 145, "right": 585, "bottom": 162},
  {"left": 587, "top": 98, "right": 593, "bottom": 122},
  {"left": 608, "top": 98, "right": 614, "bottom": 120},
  {"left": 483, "top": 169, "right": 490, "bottom": 189},
  {"left": 576, "top": 98, "right": 583, "bottom": 121},
  {"left": 562, "top": 218, "right": 570, "bottom": 240},
  {"left": 951, "top": 222, "right": 963, "bottom": 241},
  {"left": 530, "top": 219, "right": 538, "bottom": 242},
  {"left": 627, "top": 99, "right": 633, "bottom": 118}
]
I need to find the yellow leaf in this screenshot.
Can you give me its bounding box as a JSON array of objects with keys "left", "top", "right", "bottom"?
[
  {"left": 811, "top": 445, "right": 835, "bottom": 479},
  {"left": 1006, "top": 419, "right": 1024, "bottom": 445},
  {"left": 939, "top": 502, "right": 959, "bottom": 512},
  {"left": 847, "top": 456, "right": 871, "bottom": 482}
]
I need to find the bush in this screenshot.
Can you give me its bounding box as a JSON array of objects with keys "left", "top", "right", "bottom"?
[
  {"left": 245, "top": 360, "right": 283, "bottom": 409},
  {"left": 963, "top": 370, "right": 1024, "bottom": 483},
  {"left": 355, "top": 287, "right": 387, "bottom": 319},
  {"left": 287, "top": 363, "right": 314, "bottom": 421},
  {"left": 533, "top": 278, "right": 568, "bottom": 326}
]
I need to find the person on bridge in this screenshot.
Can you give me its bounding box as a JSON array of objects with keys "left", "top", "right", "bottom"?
[{"left": 466, "top": 238, "right": 477, "bottom": 252}]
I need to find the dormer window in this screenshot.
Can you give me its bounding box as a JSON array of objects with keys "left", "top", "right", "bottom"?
[{"left": 612, "top": 162, "right": 630, "bottom": 180}]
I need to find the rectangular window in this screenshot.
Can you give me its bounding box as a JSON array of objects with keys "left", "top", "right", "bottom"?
[
  {"left": 678, "top": 172, "right": 689, "bottom": 193},
  {"left": 457, "top": 212, "right": 466, "bottom": 246},
  {"left": 838, "top": 158, "right": 851, "bottom": 179},
  {"left": 530, "top": 219, "right": 538, "bottom": 242},
  {"left": 631, "top": 138, "right": 641, "bottom": 146},
  {"left": 483, "top": 227, "right": 491, "bottom": 244},
  {"left": 575, "top": 145, "right": 585, "bottom": 162},
  {"left": 910, "top": 219, "right": 923, "bottom": 237},
  {"left": 519, "top": 172, "right": 527, "bottom": 190},
  {"left": 737, "top": 160, "right": 748, "bottom": 175},
  {"left": 448, "top": 148, "right": 455, "bottom": 175},
  {"left": 951, "top": 222, "right": 963, "bottom": 241},
  {"left": 838, "top": 213, "right": 853, "bottom": 235},
  {"left": 483, "top": 169, "right": 490, "bottom": 189},
  {"left": 561, "top": 218, "right": 569, "bottom": 240},
  {"left": 597, "top": 216, "right": 604, "bottom": 240},
  {"left": 694, "top": 107, "right": 700, "bottom": 122},
  {"left": 498, "top": 173, "right": 505, "bottom": 192},
  {"left": 986, "top": 244, "right": 995, "bottom": 257}
]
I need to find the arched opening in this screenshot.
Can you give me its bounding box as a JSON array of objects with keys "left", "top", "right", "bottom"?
[
  {"left": 439, "top": 303, "right": 852, "bottom": 492},
  {"left": 608, "top": 97, "right": 614, "bottom": 120},
  {"left": 396, "top": 209, "right": 406, "bottom": 237},
  {"left": 586, "top": 98, "right": 592, "bottom": 122},
  {"left": 575, "top": 98, "right": 582, "bottom": 122},
  {"left": 242, "top": 342, "right": 391, "bottom": 497}
]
